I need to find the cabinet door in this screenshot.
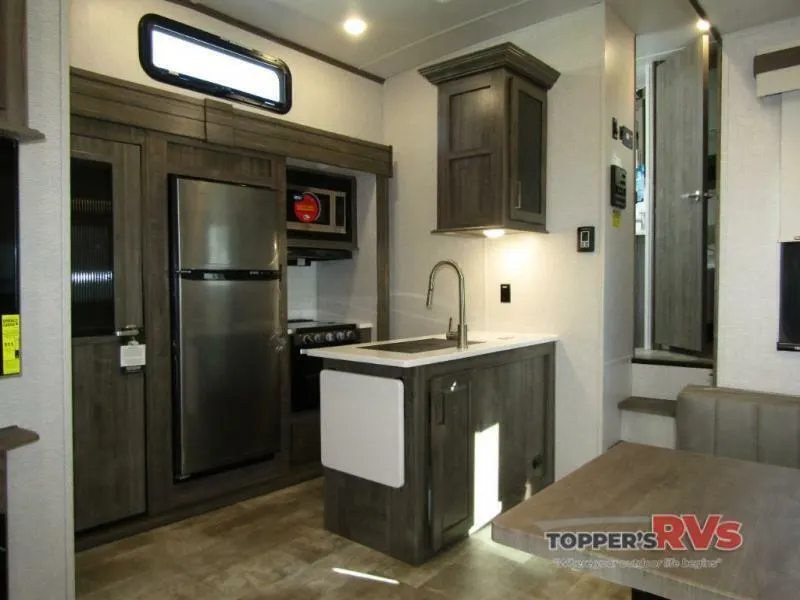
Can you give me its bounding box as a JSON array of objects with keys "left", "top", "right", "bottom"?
[
  {"left": 0, "top": 0, "right": 28, "bottom": 132},
  {"left": 437, "top": 71, "right": 506, "bottom": 230},
  {"left": 487, "top": 356, "right": 553, "bottom": 509},
  {"left": 71, "top": 135, "right": 147, "bottom": 532},
  {"left": 429, "top": 372, "right": 473, "bottom": 552},
  {"left": 508, "top": 76, "right": 547, "bottom": 226},
  {"left": 525, "top": 355, "right": 553, "bottom": 493}
]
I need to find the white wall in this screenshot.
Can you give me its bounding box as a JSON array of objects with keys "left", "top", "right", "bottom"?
[
  {"left": 69, "top": 0, "right": 384, "bottom": 142},
  {"left": 287, "top": 265, "right": 318, "bottom": 320},
  {"left": 717, "top": 15, "right": 800, "bottom": 395},
  {"left": 632, "top": 364, "right": 713, "bottom": 400},
  {"left": 1, "top": 0, "right": 73, "bottom": 598},
  {"left": 601, "top": 7, "right": 635, "bottom": 450}
]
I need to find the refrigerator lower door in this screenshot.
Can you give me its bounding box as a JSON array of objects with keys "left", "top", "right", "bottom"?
[{"left": 176, "top": 277, "right": 282, "bottom": 478}]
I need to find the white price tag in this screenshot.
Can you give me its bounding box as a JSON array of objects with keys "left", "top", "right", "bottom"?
[{"left": 120, "top": 341, "right": 146, "bottom": 369}]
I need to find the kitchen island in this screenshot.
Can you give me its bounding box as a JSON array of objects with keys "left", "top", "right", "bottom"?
[{"left": 307, "top": 332, "right": 557, "bottom": 565}]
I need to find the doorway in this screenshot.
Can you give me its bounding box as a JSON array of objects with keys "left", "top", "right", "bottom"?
[{"left": 634, "top": 28, "right": 720, "bottom": 367}]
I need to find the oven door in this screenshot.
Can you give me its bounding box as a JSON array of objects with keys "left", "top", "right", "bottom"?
[
  {"left": 290, "top": 335, "right": 361, "bottom": 412},
  {"left": 291, "top": 351, "right": 324, "bottom": 412}
]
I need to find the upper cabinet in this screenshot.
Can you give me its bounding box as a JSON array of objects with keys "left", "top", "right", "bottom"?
[
  {"left": 0, "top": 0, "right": 44, "bottom": 142},
  {"left": 420, "top": 43, "right": 559, "bottom": 235}
]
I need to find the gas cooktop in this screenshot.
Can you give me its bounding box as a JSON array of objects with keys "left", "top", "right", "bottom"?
[{"left": 288, "top": 319, "right": 359, "bottom": 346}]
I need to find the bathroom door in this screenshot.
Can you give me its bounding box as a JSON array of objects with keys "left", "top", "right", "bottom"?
[{"left": 653, "top": 35, "right": 710, "bottom": 353}]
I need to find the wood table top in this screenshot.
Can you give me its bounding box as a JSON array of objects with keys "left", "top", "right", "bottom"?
[{"left": 492, "top": 442, "right": 800, "bottom": 600}]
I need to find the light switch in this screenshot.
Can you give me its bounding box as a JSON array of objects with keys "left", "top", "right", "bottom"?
[{"left": 577, "top": 227, "right": 595, "bottom": 252}]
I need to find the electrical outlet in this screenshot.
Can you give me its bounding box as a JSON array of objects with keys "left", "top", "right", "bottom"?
[{"left": 500, "top": 284, "right": 511, "bottom": 303}]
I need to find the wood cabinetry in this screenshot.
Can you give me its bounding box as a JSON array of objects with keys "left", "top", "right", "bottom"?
[
  {"left": 429, "top": 372, "right": 473, "bottom": 552},
  {"left": 420, "top": 43, "right": 559, "bottom": 235},
  {"left": 0, "top": 0, "right": 43, "bottom": 141},
  {"left": 323, "top": 342, "right": 556, "bottom": 565},
  {"left": 70, "top": 135, "right": 147, "bottom": 532},
  {"left": 1, "top": 427, "right": 39, "bottom": 598}
]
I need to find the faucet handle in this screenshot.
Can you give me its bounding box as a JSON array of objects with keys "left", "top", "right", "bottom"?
[{"left": 446, "top": 317, "right": 458, "bottom": 340}]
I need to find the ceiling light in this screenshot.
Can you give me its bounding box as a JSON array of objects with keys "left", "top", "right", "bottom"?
[
  {"left": 483, "top": 229, "right": 506, "bottom": 239},
  {"left": 696, "top": 19, "right": 711, "bottom": 32},
  {"left": 343, "top": 17, "right": 367, "bottom": 37}
]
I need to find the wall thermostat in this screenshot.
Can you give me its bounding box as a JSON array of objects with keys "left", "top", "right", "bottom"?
[
  {"left": 610, "top": 165, "right": 627, "bottom": 209},
  {"left": 577, "top": 227, "right": 595, "bottom": 253}
]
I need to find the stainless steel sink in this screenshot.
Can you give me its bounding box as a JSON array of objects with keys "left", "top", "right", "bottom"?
[{"left": 363, "top": 337, "right": 483, "bottom": 353}]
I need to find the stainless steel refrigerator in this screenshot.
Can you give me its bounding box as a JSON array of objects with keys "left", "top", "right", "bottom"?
[{"left": 170, "top": 176, "right": 283, "bottom": 479}]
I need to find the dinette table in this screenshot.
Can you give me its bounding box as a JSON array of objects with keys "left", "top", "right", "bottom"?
[{"left": 492, "top": 442, "right": 800, "bottom": 600}]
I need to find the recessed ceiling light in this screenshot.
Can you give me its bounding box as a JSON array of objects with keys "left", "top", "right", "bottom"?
[
  {"left": 483, "top": 229, "right": 506, "bottom": 239},
  {"left": 343, "top": 17, "right": 367, "bottom": 37},
  {"left": 696, "top": 18, "right": 711, "bottom": 32}
]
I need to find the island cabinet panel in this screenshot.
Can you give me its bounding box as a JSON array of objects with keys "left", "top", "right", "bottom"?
[
  {"left": 429, "top": 372, "right": 474, "bottom": 552},
  {"left": 321, "top": 342, "right": 555, "bottom": 565}
]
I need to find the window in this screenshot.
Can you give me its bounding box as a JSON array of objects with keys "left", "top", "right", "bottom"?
[{"left": 138, "top": 14, "right": 292, "bottom": 114}]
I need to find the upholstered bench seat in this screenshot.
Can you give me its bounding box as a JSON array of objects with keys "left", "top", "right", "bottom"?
[{"left": 677, "top": 385, "right": 800, "bottom": 468}]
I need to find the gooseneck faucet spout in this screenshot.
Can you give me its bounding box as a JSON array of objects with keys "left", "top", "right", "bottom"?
[{"left": 426, "top": 260, "right": 468, "bottom": 350}]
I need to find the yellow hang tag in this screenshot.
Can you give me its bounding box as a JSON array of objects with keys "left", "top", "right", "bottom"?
[
  {"left": 612, "top": 210, "right": 622, "bottom": 229},
  {"left": 1, "top": 314, "right": 21, "bottom": 375}
]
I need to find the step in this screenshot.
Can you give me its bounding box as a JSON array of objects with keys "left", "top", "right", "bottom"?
[{"left": 618, "top": 396, "right": 676, "bottom": 418}]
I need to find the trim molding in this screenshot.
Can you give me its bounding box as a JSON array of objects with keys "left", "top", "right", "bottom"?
[
  {"left": 419, "top": 42, "right": 560, "bottom": 90},
  {"left": 376, "top": 175, "right": 390, "bottom": 340},
  {"left": 163, "top": 0, "right": 385, "bottom": 85},
  {"left": 754, "top": 45, "right": 800, "bottom": 76},
  {"left": 70, "top": 67, "right": 393, "bottom": 177}
]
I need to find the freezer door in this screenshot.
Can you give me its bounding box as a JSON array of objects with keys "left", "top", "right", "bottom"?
[
  {"left": 176, "top": 277, "right": 283, "bottom": 477},
  {"left": 173, "top": 177, "right": 283, "bottom": 271}
]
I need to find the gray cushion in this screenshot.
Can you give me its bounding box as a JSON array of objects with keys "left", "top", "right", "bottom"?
[{"left": 676, "top": 385, "right": 800, "bottom": 468}]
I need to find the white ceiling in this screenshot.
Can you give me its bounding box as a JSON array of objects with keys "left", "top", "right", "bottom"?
[
  {"left": 194, "top": 0, "right": 600, "bottom": 78},
  {"left": 701, "top": 0, "right": 800, "bottom": 34},
  {"left": 192, "top": 0, "right": 800, "bottom": 80}
]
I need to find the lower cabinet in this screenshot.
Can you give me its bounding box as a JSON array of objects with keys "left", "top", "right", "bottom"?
[
  {"left": 428, "top": 355, "right": 554, "bottom": 552},
  {"left": 322, "top": 342, "right": 556, "bottom": 565},
  {"left": 429, "top": 373, "right": 474, "bottom": 552}
]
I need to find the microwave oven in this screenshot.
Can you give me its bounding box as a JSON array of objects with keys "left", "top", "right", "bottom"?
[{"left": 286, "top": 167, "right": 356, "bottom": 246}]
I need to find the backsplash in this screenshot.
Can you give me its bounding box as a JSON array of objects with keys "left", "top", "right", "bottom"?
[{"left": 287, "top": 264, "right": 318, "bottom": 319}]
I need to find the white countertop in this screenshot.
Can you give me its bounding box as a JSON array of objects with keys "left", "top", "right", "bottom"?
[{"left": 305, "top": 331, "right": 558, "bottom": 367}]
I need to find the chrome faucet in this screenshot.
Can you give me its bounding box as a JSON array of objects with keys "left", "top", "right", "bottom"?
[{"left": 426, "top": 260, "right": 468, "bottom": 350}]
